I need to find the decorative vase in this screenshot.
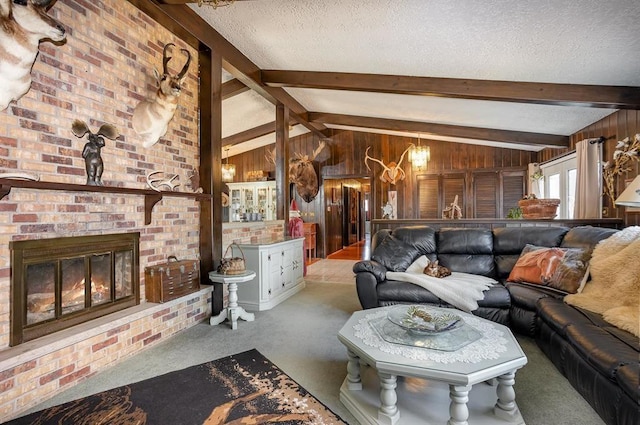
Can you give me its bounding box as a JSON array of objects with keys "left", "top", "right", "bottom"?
[{"left": 518, "top": 198, "right": 560, "bottom": 219}]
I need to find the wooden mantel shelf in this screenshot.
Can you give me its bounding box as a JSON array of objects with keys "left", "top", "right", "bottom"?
[{"left": 0, "top": 178, "right": 211, "bottom": 225}]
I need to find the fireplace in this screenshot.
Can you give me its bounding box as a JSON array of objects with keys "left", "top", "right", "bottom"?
[{"left": 10, "top": 233, "right": 140, "bottom": 346}]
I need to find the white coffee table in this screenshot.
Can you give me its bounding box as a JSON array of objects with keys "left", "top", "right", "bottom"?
[
  {"left": 208, "top": 270, "right": 256, "bottom": 330},
  {"left": 338, "top": 306, "right": 528, "bottom": 425}
]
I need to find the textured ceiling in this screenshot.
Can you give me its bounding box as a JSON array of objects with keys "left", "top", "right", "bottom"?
[{"left": 193, "top": 0, "right": 640, "bottom": 156}]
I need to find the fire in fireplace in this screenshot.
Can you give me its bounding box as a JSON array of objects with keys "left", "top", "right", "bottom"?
[{"left": 10, "top": 233, "right": 140, "bottom": 346}]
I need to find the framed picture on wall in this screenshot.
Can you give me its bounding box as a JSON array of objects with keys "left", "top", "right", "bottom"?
[{"left": 624, "top": 179, "right": 640, "bottom": 213}]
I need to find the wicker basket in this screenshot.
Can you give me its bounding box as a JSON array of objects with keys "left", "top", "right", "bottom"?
[
  {"left": 518, "top": 198, "right": 560, "bottom": 219},
  {"left": 217, "top": 243, "right": 246, "bottom": 275}
]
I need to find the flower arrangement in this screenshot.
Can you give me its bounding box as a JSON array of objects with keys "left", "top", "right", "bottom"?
[{"left": 603, "top": 134, "right": 640, "bottom": 204}]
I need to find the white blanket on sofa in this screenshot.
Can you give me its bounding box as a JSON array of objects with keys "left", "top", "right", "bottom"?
[{"left": 386, "top": 255, "right": 497, "bottom": 312}]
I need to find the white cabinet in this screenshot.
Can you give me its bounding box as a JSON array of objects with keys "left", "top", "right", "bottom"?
[
  {"left": 235, "top": 238, "right": 305, "bottom": 311},
  {"left": 227, "top": 181, "right": 277, "bottom": 222}
]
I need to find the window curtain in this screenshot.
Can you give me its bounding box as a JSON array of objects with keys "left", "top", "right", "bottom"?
[{"left": 574, "top": 139, "right": 601, "bottom": 218}]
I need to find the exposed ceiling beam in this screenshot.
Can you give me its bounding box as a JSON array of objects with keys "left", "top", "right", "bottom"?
[
  {"left": 221, "top": 78, "right": 249, "bottom": 100},
  {"left": 222, "top": 121, "right": 276, "bottom": 146},
  {"left": 309, "top": 112, "right": 569, "bottom": 148},
  {"left": 128, "top": 1, "right": 329, "bottom": 138},
  {"left": 262, "top": 70, "right": 640, "bottom": 109}
]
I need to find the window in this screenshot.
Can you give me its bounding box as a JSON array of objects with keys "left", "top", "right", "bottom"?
[{"left": 540, "top": 153, "right": 576, "bottom": 219}]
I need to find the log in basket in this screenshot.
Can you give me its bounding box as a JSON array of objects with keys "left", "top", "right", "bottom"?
[{"left": 518, "top": 198, "right": 560, "bottom": 219}]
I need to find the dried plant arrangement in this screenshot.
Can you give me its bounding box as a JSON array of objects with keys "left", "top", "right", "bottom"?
[{"left": 603, "top": 134, "right": 640, "bottom": 205}]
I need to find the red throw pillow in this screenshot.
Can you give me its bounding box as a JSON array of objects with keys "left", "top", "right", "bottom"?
[{"left": 507, "top": 244, "right": 589, "bottom": 293}]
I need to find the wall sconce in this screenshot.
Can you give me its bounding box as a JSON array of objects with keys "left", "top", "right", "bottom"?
[
  {"left": 221, "top": 147, "right": 235, "bottom": 182},
  {"left": 410, "top": 134, "right": 430, "bottom": 170}
]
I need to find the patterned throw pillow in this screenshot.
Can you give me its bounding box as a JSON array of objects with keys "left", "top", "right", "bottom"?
[
  {"left": 507, "top": 244, "right": 590, "bottom": 293},
  {"left": 371, "top": 235, "right": 420, "bottom": 272}
]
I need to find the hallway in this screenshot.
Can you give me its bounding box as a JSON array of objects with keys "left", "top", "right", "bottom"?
[{"left": 327, "top": 238, "right": 370, "bottom": 261}]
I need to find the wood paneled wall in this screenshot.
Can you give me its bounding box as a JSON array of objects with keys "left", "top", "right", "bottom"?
[
  {"left": 227, "top": 130, "right": 537, "bottom": 255},
  {"left": 538, "top": 110, "right": 640, "bottom": 226}
]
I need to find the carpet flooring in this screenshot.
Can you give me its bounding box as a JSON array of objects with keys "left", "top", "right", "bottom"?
[
  {"left": 12, "top": 260, "right": 606, "bottom": 425},
  {"left": 7, "top": 349, "right": 347, "bottom": 425}
]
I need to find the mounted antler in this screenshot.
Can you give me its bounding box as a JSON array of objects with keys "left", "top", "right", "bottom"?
[
  {"left": 132, "top": 43, "right": 191, "bottom": 148},
  {"left": 265, "top": 146, "right": 276, "bottom": 166},
  {"left": 0, "top": 0, "right": 66, "bottom": 111},
  {"left": 146, "top": 171, "right": 180, "bottom": 192},
  {"left": 364, "top": 144, "right": 413, "bottom": 185},
  {"left": 289, "top": 141, "right": 326, "bottom": 203},
  {"left": 72, "top": 119, "right": 119, "bottom": 186}
]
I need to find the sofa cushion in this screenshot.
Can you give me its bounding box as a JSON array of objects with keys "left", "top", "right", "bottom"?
[
  {"left": 561, "top": 226, "right": 619, "bottom": 254},
  {"left": 371, "top": 235, "right": 420, "bottom": 272},
  {"left": 565, "top": 323, "right": 639, "bottom": 380},
  {"left": 507, "top": 244, "right": 589, "bottom": 293},
  {"left": 392, "top": 226, "right": 437, "bottom": 256},
  {"left": 493, "top": 226, "right": 569, "bottom": 279},
  {"left": 437, "top": 228, "right": 495, "bottom": 276}
]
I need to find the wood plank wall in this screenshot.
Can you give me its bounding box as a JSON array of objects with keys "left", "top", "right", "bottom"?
[
  {"left": 227, "top": 130, "right": 536, "bottom": 256},
  {"left": 538, "top": 110, "right": 640, "bottom": 226}
]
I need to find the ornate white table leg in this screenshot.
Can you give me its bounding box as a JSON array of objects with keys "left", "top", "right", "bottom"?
[
  {"left": 448, "top": 384, "right": 471, "bottom": 425},
  {"left": 226, "top": 281, "right": 254, "bottom": 330},
  {"left": 494, "top": 371, "right": 520, "bottom": 421},
  {"left": 209, "top": 308, "right": 228, "bottom": 326},
  {"left": 377, "top": 372, "right": 399, "bottom": 425},
  {"left": 346, "top": 349, "right": 362, "bottom": 390}
]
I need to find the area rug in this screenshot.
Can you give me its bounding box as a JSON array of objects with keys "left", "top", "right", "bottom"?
[{"left": 8, "top": 349, "right": 347, "bottom": 425}]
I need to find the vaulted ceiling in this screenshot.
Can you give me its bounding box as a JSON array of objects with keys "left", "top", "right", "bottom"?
[{"left": 159, "top": 0, "right": 640, "bottom": 157}]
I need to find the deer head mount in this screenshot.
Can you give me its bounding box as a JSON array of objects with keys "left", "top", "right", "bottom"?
[
  {"left": 71, "top": 120, "right": 119, "bottom": 186},
  {"left": 364, "top": 144, "right": 413, "bottom": 185},
  {"left": 132, "top": 43, "right": 191, "bottom": 148},
  {"left": 0, "top": 0, "right": 66, "bottom": 111},
  {"left": 289, "top": 141, "right": 326, "bottom": 203}
]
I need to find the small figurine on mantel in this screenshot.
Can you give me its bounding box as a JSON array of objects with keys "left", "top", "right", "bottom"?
[
  {"left": 71, "top": 120, "right": 119, "bottom": 186},
  {"left": 442, "top": 195, "right": 463, "bottom": 219}
]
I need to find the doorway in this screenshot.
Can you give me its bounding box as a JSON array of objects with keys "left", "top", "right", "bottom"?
[{"left": 323, "top": 177, "right": 371, "bottom": 258}]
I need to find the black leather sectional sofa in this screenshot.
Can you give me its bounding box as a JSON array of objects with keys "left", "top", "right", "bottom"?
[{"left": 353, "top": 225, "right": 638, "bottom": 425}]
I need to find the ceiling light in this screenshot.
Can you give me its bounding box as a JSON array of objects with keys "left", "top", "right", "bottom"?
[
  {"left": 410, "top": 134, "right": 430, "bottom": 170},
  {"left": 222, "top": 147, "right": 235, "bottom": 182},
  {"left": 197, "top": 0, "right": 235, "bottom": 8}
]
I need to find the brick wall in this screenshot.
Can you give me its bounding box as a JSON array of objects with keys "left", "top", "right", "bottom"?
[{"left": 0, "top": 0, "right": 207, "bottom": 419}]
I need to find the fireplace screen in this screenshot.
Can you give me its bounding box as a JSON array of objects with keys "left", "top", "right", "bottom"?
[{"left": 11, "top": 233, "right": 139, "bottom": 346}]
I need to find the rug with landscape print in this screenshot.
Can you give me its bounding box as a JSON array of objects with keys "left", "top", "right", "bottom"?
[{"left": 9, "top": 349, "right": 346, "bottom": 425}]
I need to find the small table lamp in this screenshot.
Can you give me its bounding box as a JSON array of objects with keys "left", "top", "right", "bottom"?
[{"left": 615, "top": 175, "right": 640, "bottom": 207}]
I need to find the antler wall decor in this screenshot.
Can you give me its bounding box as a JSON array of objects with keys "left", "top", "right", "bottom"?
[{"left": 364, "top": 144, "right": 413, "bottom": 184}]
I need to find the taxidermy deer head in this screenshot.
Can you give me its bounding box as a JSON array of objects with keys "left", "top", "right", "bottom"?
[
  {"left": 364, "top": 144, "right": 413, "bottom": 185},
  {"left": 71, "top": 120, "right": 119, "bottom": 186},
  {"left": 289, "top": 141, "right": 325, "bottom": 203},
  {"left": 0, "top": 0, "right": 66, "bottom": 111},
  {"left": 132, "top": 43, "right": 191, "bottom": 148}
]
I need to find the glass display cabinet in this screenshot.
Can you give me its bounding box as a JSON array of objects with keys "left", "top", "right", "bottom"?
[{"left": 226, "top": 181, "right": 276, "bottom": 222}]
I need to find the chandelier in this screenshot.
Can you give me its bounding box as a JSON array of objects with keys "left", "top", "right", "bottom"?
[
  {"left": 197, "top": 0, "right": 236, "bottom": 8},
  {"left": 221, "top": 147, "right": 236, "bottom": 182},
  {"left": 410, "top": 134, "right": 430, "bottom": 170}
]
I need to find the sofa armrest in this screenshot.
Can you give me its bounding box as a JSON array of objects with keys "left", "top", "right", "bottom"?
[
  {"left": 355, "top": 271, "right": 380, "bottom": 309},
  {"left": 353, "top": 260, "right": 387, "bottom": 283}
]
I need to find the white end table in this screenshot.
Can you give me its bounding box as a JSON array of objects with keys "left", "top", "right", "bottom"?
[{"left": 208, "top": 270, "right": 256, "bottom": 330}]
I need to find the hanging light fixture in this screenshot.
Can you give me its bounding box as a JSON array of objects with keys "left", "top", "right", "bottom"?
[
  {"left": 410, "top": 134, "right": 430, "bottom": 170},
  {"left": 196, "top": 0, "right": 236, "bottom": 8},
  {"left": 221, "top": 147, "right": 236, "bottom": 182}
]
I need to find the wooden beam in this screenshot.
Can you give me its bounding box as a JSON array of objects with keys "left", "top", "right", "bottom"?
[
  {"left": 127, "top": 1, "right": 328, "bottom": 138},
  {"left": 222, "top": 121, "right": 276, "bottom": 146},
  {"left": 221, "top": 78, "right": 249, "bottom": 100},
  {"left": 262, "top": 70, "right": 640, "bottom": 109},
  {"left": 309, "top": 112, "right": 570, "bottom": 148}
]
